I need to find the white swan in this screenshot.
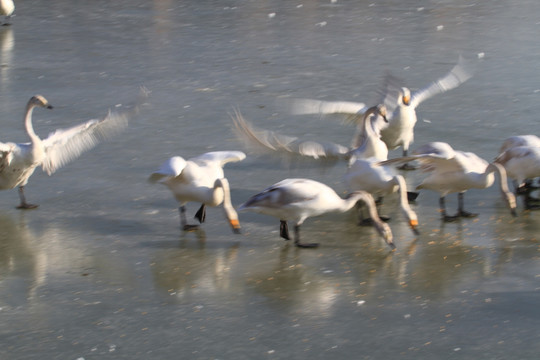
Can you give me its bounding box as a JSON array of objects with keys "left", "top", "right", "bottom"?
[
  {"left": 288, "top": 57, "right": 473, "bottom": 169},
  {"left": 148, "top": 151, "right": 246, "bottom": 233},
  {"left": 0, "top": 95, "right": 133, "bottom": 209},
  {"left": 232, "top": 105, "right": 388, "bottom": 164},
  {"left": 0, "top": 0, "right": 14, "bottom": 25},
  {"left": 494, "top": 145, "right": 540, "bottom": 209},
  {"left": 239, "top": 178, "right": 394, "bottom": 249},
  {"left": 381, "top": 142, "right": 517, "bottom": 221},
  {"left": 344, "top": 158, "right": 419, "bottom": 234}
]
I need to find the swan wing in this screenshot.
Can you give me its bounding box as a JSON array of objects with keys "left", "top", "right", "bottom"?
[
  {"left": 495, "top": 146, "right": 540, "bottom": 165},
  {"left": 499, "top": 135, "right": 540, "bottom": 153},
  {"left": 410, "top": 56, "right": 474, "bottom": 108},
  {"left": 286, "top": 98, "right": 368, "bottom": 125},
  {"left": 190, "top": 151, "right": 246, "bottom": 168},
  {"left": 41, "top": 109, "right": 129, "bottom": 175},
  {"left": 380, "top": 142, "right": 463, "bottom": 172},
  {"left": 240, "top": 179, "right": 317, "bottom": 210},
  {"left": 232, "top": 109, "right": 348, "bottom": 162},
  {"left": 0, "top": 142, "right": 14, "bottom": 169},
  {"left": 148, "top": 156, "right": 188, "bottom": 183}
]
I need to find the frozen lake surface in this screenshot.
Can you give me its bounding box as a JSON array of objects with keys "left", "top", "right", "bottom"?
[{"left": 1, "top": 0, "right": 539, "bottom": 358}]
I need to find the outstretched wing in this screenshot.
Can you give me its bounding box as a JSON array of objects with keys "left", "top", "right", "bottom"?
[
  {"left": 410, "top": 56, "right": 474, "bottom": 109},
  {"left": 286, "top": 98, "right": 368, "bottom": 125},
  {"left": 380, "top": 142, "right": 464, "bottom": 173},
  {"left": 231, "top": 109, "right": 349, "bottom": 163},
  {"left": 190, "top": 151, "right": 246, "bottom": 168},
  {"left": 41, "top": 88, "right": 148, "bottom": 175},
  {"left": 148, "top": 156, "right": 188, "bottom": 183},
  {"left": 41, "top": 110, "right": 129, "bottom": 175}
]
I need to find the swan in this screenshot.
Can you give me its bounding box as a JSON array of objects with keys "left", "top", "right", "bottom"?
[
  {"left": 344, "top": 158, "right": 419, "bottom": 235},
  {"left": 0, "top": 94, "right": 134, "bottom": 209},
  {"left": 238, "top": 178, "right": 394, "bottom": 249},
  {"left": 494, "top": 145, "right": 540, "bottom": 209},
  {"left": 498, "top": 135, "right": 540, "bottom": 153},
  {"left": 381, "top": 142, "right": 517, "bottom": 221},
  {"left": 288, "top": 57, "right": 473, "bottom": 169},
  {"left": 0, "top": 0, "right": 14, "bottom": 25},
  {"left": 232, "top": 105, "right": 389, "bottom": 164},
  {"left": 148, "top": 151, "right": 246, "bottom": 233}
]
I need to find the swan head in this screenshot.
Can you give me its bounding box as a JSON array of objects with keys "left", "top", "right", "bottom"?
[
  {"left": 375, "top": 104, "right": 388, "bottom": 123},
  {"left": 28, "top": 95, "right": 54, "bottom": 110},
  {"left": 401, "top": 87, "right": 411, "bottom": 106}
]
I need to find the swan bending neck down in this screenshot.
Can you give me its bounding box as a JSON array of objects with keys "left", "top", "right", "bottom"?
[
  {"left": 344, "top": 158, "right": 419, "bottom": 235},
  {"left": 381, "top": 142, "right": 517, "bottom": 221},
  {"left": 0, "top": 93, "right": 138, "bottom": 209},
  {"left": 239, "top": 178, "right": 394, "bottom": 249},
  {"left": 148, "top": 152, "right": 246, "bottom": 234}
]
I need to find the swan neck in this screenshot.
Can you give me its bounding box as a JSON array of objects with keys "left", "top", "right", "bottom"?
[
  {"left": 487, "top": 162, "right": 511, "bottom": 193},
  {"left": 214, "top": 178, "right": 241, "bottom": 231},
  {"left": 24, "top": 103, "right": 40, "bottom": 142}
]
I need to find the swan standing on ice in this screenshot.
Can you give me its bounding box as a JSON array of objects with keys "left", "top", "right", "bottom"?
[
  {"left": 381, "top": 142, "right": 517, "bottom": 221},
  {"left": 239, "top": 178, "right": 394, "bottom": 249},
  {"left": 232, "top": 105, "right": 389, "bottom": 164},
  {"left": 289, "top": 57, "right": 473, "bottom": 169},
  {"left": 148, "top": 151, "right": 245, "bottom": 233},
  {"left": 0, "top": 95, "right": 133, "bottom": 209},
  {"left": 0, "top": 0, "right": 14, "bottom": 25},
  {"left": 344, "top": 158, "right": 419, "bottom": 234}
]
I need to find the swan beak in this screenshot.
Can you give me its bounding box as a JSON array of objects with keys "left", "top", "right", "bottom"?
[
  {"left": 402, "top": 94, "right": 410, "bottom": 105},
  {"left": 409, "top": 219, "right": 420, "bottom": 236},
  {"left": 46, "top": 104, "right": 54, "bottom": 110},
  {"left": 230, "top": 219, "right": 242, "bottom": 234}
]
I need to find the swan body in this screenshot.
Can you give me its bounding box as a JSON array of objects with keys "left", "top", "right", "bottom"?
[
  {"left": 149, "top": 151, "right": 246, "bottom": 233},
  {"left": 239, "top": 178, "right": 394, "bottom": 249},
  {"left": 495, "top": 146, "right": 540, "bottom": 188},
  {"left": 381, "top": 142, "right": 517, "bottom": 221},
  {"left": 232, "top": 105, "right": 388, "bottom": 164},
  {"left": 0, "top": 95, "right": 131, "bottom": 208},
  {"left": 344, "top": 158, "right": 419, "bottom": 234},
  {"left": 0, "top": 0, "right": 14, "bottom": 25}
]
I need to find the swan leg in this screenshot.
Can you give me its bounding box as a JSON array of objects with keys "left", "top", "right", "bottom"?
[
  {"left": 456, "top": 192, "right": 477, "bottom": 218},
  {"left": 440, "top": 196, "right": 459, "bottom": 222},
  {"left": 293, "top": 224, "right": 319, "bottom": 248},
  {"left": 194, "top": 204, "right": 207, "bottom": 223},
  {"left": 16, "top": 186, "right": 38, "bottom": 210},
  {"left": 179, "top": 206, "right": 199, "bottom": 231},
  {"left": 397, "top": 149, "right": 417, "bottom": 171},
  {"left": 279, "top": 220, "right": 290, "bottom": 240}
]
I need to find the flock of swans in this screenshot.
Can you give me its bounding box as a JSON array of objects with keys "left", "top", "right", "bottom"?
[
  {"left": 231, "top": 57, "right": 540, "bottom": 248},
  {"left": 2, "top": 55, "right": 538, "bottom": 251}
]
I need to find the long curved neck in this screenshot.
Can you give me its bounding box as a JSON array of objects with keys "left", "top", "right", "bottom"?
[
  {"left": 213, "top": 178, "right": 241, "bottom": 232},
  {"left": 392, "top": 175, "right": 419, "bottom": 232},
  {"left": 486, "top": 162, "right": 511, "bottom": 194},
  {"left": 346, "top": 190, "right": 378, "bottom": 216},
  {"left": 24, "top": 103, "right": 40, "bottom": 143},
  {"left": 486, "top": 162, "right": 517, "bottom": 212}
]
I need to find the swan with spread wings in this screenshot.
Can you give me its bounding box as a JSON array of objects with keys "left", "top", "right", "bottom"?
[{"left": 0, "top": 94, "right": 139, "bottom": 208}]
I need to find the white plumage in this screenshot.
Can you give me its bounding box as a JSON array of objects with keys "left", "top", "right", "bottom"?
[
  {"left": 0, "top": 0, "right": 14, "bottom": 25},
  {"left": 287, "top": 57, "right": 473, "bottom": 169},
  {"left": 239, "top": 178, "right": 394, "bottom": 249},
  {"left": 0, "top": 95, "right": 132, "bottom": 209},
  {"left": 381, "top": 142, "right": 517, "bottom": 221},
  {"left": 149, "top": 151, "right": 246, "bottom": 233}
]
